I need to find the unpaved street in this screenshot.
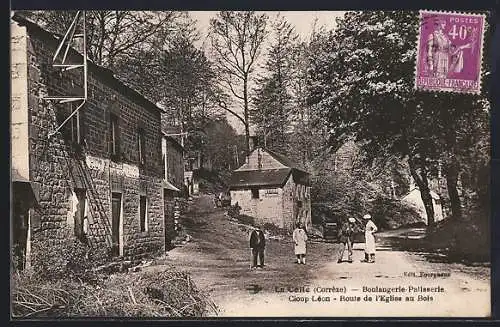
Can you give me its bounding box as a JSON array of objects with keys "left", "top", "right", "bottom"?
[{"left": 146, "top": 195, "right": 490, "bottom": 317}]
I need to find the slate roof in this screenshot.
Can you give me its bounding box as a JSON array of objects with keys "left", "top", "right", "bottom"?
[
  {"left": 264, "top": 148, "right": 308, "bottom": 173},
  {"left": 229, "top": 168, "right": 292, "bottom": 190}
]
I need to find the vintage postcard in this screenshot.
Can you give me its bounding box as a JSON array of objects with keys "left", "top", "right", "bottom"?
[{"left": 10, "top": 10, "right": 491, "bottom": 319}]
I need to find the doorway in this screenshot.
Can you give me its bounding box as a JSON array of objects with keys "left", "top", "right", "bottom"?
[
  {"left": 164, "top": 189, "right": 175, "bottom": 250},
  {"left": 111, "top": 192, "right": 122, "bottom": 257},
  {"left": 12, "top": 198, "right": 29, "bottom": 270}
]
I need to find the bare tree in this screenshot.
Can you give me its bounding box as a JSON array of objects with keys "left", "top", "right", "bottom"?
[
  {"left": 22, "top": 10, "right": 177, "bottom": 70},
  {"left": 209, "top": 11, "right": 268, "bottom": 155}
]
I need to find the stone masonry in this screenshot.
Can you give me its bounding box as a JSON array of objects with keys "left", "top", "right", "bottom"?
[{"left": 12, "top": 16, "right": 167, "bottom": 262}]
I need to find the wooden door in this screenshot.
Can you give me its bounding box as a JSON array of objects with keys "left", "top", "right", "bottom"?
[
  {"left": 164, "top": 190, "right": 175, "bottom": 250},
  {"left": 111, "top": 193, "right": 121, "bottom": 257}
]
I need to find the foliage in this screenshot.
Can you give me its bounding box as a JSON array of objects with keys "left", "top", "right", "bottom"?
[
  {"left": 21, "top": 10, "right": 177, "bottom": 71},
  {"left": 262, "top": 222, "right": 290, "bottom": 237},
  {"left": 370, "top": 195, "right": 424, "bottom": 230},
  {"left": 158, "top": 13, "right": 225, "bottom": 135},
  {"left": 235, "top": 214, "right": 255, "bottom": 226},
  {"left": 227, "top": 203, "right": 241, "bottom": 220},
  {"left": 307, "top": 11, "right": 490, "bottom": 225},
  {"left": 209, "top": 11, "right": 269, "bottom": 154},
  {"left": 192, "top": 118, "right": 243, "bottom": 174},
  {"left": 251, "top": 14, "right": 299, "bottom": 151},
  {"left": 29, "top": 228, "right": 108, "bottom": 283}
]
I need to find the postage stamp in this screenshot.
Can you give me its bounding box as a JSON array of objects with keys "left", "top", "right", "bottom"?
[{"left": 415, "top": 10, "right": 486, "bottom": 94}]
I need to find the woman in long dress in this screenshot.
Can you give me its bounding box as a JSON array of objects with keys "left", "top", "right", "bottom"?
[
  {"left": 293, "top": 222, "right": 308, "bottom": 264},
  {"left": 426, "top": 18, "right": 473, "bottom": 78},
  {"left": 362, "top": 214, "right": 378, "bottom": 263}
]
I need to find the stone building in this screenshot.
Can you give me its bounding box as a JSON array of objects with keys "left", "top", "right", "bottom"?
[
  {"left": 161, "top": 133, "right": 184, "bottom": 247},
  {"left": 229, "top": 147, "right": 312, "bottom": 231},
  {"left": 10, "top": 14, "right": 171, "bottom": 268},
  {"left": 401, "top": 186, "right": 445, "bottom": 225}
]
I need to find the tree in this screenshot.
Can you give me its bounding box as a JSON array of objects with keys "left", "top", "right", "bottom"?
[
  {"left": 23, "top": 10, "right": 177, "bottom": 70},
  {"left": 307, "top": 11, "right": 490, "bottom": 225},
  {"left": 155, "top": 13, "right": 226, "bottom": 167},
  {"left": 202, "top": 118, "right": 243, "bottom": 172},
  {"left": 19, "top": 10, "right": 178, "bottom": 104},
  {"left": 251, "top": 14, "right": 299, "bottom": 151},
  {"left": 209, "top": 11, "right": 268, "bottom": 155},
  {"left": 286, "top": 24, "right": 333, "bottom": 170}
]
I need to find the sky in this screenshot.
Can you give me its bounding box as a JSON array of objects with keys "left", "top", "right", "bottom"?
[{"left": 188, "top": 11, "right": 346, "bottom": 134}]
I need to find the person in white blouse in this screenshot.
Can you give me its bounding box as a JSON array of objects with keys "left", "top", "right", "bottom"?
[
  {"left": 362, "top": 214, "right": 378, "bottom": 263},
  {"left": 293, "top": 222, "right": 308, "bottom": 264}
]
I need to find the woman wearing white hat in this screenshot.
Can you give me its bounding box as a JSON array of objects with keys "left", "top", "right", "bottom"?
[{"left": 362, "top": 214, "right": 378, "bottom": 263}]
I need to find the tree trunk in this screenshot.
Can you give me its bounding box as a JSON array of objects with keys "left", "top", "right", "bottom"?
[
  {"left": 408, "top": 156, "right": 435, "bottom": 226},
  {"left": 243, "top": 75, "right": 250, "bottom": 156},
  {"left": 445, "top": 160, "right": 462, "bottom": 220}
]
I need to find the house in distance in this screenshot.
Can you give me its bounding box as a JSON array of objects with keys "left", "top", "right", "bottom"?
[{"left": 229, "top": 147, "right": 312, "bottom": 231}]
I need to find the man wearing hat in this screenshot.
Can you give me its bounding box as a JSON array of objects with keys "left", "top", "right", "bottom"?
[
  {"left": 362, "top": 214, "right": 378, "bottom": 263},
  {"left": 337, "top": 217, "right": 358, "bottom": 263},
  {"left": 249, "top": 226, "right": 266, "bottom": 268}
]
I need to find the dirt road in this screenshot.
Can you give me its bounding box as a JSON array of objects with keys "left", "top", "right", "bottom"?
[{"left": 146, "top": 195, "right": 490, "bottom": 317}]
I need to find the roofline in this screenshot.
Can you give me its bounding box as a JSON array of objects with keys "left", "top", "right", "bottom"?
[
  {"left": 11, "top": 13, "right": 163, "bottom": 116},
  {"left": 229, "top": 184, "right": 285, "bottom": 190},
  {"left": 252, "top": 147, "right": 309, "bottom": 174},
  {"left": 228, "top": 169, "right": 292, "bottom": 189},
  {"left": 162, "top": 133, "right": 184, "bottom": 151}
]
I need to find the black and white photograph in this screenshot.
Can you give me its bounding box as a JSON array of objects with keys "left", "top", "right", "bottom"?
[{"left": 10, "top": 10, "right": 493, "bottom": 318}]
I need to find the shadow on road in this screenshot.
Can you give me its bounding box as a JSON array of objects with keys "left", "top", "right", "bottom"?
[{"left": 379, "top": 228, "right": 489, "bottom": 267}]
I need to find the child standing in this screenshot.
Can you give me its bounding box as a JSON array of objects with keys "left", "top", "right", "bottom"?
[{"left": 293, "top": 222, "right": 308, "bottom": 264}]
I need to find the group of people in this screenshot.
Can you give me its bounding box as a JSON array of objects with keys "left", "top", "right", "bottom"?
[
  {"left": 248, "top": 214, "right": 378, "bottom": 268},
  {"left": 337, "top": 214, "right": 378, "bottom": 263}
]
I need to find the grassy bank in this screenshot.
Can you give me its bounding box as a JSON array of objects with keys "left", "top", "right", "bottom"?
[
  {"left": 11, "top": 268, "right": 218, "bottom": 318},
  {"left": 11, "top": 229, "right": 218, "bottom": 318}
]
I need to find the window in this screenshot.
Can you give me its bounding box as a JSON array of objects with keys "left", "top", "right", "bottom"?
[
  {"left": 61, "top": 102, "right": 83, "bottom": 146},
  {"left": 139, "top": 195, "right": 148, "bottom": 232},
  {"left": 138, "top": 128, "right": 146, "bottom": 165},
  {"left": 69, "top": 109, "right": 82, "bottom": 144},
  {"left": 109, "top": 113, "right": 120, "bottom": 158},
  {"left": 265, "top": 188, "right": 279, "bottom": 196},
  {"left": 251, "top": 188, "right": 260, "bottom": 199}
]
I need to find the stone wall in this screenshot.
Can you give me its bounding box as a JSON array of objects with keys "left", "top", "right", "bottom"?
[
  {"left": 230, "top": 173, "right": 312, "bottom": 231},
  {"left": 281, "top": 175, "right": 295, "bottom": 231},
  {"left": 17, "top": 19, "right": 166, "bottom": 262},
  {"left": 231, "top": 188, "right": 284, "bottom": 228},
  {"left": 282, "top": 175, "right": 312, "bottom": 231}
]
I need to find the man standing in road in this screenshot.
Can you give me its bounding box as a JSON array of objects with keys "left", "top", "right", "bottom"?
[
  {"left": 337, "top": 217, "right": 357, "bottom": 263},
  {"left": 249, "top": 226, "right": 266, "bottom": 269}
]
